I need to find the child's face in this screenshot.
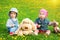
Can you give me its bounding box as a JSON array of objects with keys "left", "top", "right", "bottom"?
[
  {"left": 39, "top": 12, "right": 46, "bottom": 19},
  {"left": 10, "top": 11, "right": 16, "bottom": 18}
]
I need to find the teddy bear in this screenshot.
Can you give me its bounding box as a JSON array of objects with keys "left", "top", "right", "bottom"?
[
  {"left": 52, "top": 20, "right": 60, "bottom": 33},
  {"left": 15, "top": 18, "right": 38, "bottom": 36}
]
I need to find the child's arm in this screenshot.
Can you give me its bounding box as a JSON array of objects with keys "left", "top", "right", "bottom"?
[
  {"left": 35, "top": 23, "right": 41, "bottom": 28},
  {"left": 6, "top": 19, "right": 15, "bottom": 27},
  {"left": 48, "top": 20, "right": 59, "bottom": 26},
  {"left": 35, "top": 18, "right": 41, "bottom": 28},
  {"left": 14, "top": 19, "right": 19, "bottom": 27},
  {"left": 48, "top": 22, "right": 53, "bottom": 26}
]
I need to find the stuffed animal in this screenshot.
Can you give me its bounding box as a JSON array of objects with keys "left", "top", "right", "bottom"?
[
  {"left": 15, "top": 18, "right": 38, "bottom": 36},
  {"left": 52, "top": 20, "right": 60, "bottom": 33}
]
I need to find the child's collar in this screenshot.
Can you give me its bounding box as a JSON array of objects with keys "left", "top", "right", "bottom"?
[
  {"left": 39, "top": 18, "right": 47, "bottom": 21},
  {"left": 10, "top": 18, "right": 17, "bottom": 21}
]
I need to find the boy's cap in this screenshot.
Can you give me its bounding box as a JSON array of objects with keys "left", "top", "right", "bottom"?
[{"left": 10, "top": 8, "right": 18, "bottom": 13}]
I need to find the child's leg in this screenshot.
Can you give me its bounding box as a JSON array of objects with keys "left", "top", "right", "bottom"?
[
  {"left": 34, "top": 30, "right": 39, "bottom": 35},
  {"left": 15, "top": 28, "right": 20, "bottom": 34},
  {"left": 10, "top": 27, "right": 18, "bottom": 32},
  {"left": 7, "top": 27, "right": 11, "bottom": 32},
  {"left": 15, "top": 26, "right": 18, "bottom": 31},
  {"left": 10, "top": 27, "right": 16, "bottom": 32},
  {"left": 46, "top": 30, "right": 51, "bottom": 35},
  {"left": 14, "top": 27, "right": 18, "bottom": 34},
  {"left": 10, "top": 27, "right": 17, "bottom": 35}
]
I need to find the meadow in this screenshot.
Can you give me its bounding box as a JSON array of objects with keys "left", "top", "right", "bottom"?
[{"left": 0, "top": 0, "right": 60, "bottom": 40}]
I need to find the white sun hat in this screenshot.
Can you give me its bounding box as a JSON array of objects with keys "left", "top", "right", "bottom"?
[{"left": 10, "top": 8, "right": 18, "bottom": 13}]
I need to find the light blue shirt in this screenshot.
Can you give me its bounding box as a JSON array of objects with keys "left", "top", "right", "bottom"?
[
  {"left": 6, "top": 18, "right": 19, "bottom": 27},
  {"left": 6, "top": 18, "right": 19, "bottom": 32}
]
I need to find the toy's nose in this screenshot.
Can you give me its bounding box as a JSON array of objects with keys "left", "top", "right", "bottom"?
[{"left": 25, "top": 27, "right": 28, "bottom": 29}]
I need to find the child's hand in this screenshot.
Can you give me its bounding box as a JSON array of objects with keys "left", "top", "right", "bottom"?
[
  {"left": 38, "top": 25, "right": 41, "bottom": 27},
  {"left": 11, "top": 24, "right": 15, "bottom": 27},
  {"left": 36, "top": 24, "right": 41, "bottom": 28}
]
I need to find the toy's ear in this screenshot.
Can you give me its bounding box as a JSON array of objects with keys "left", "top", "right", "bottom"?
[
  {"left": 29, "top": 20, "right": 37, "bottom": 30},
  {"left": 20, "top": 19, "right": 24, "bottom": 25}
]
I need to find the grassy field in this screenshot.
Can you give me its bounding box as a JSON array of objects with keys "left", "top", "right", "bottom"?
[{"left": 0, "top": 0, "right": 60, "bottom": 40}]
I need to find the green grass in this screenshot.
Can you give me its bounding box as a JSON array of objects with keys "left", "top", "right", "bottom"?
[{"left": 0, "top": 0, "right": 60, "bottom": 40}]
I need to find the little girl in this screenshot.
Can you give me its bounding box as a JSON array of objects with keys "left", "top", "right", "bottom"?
[
  {"left": 35, "top": 8, "right": 54, "bottom": 35},
  {"left": 6, "top": 8, "right": 19, "bottom": 35}
]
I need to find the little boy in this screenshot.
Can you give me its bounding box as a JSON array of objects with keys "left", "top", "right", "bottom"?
[{"left": 6, "top": 8, "right": 19, "bottom": 35}]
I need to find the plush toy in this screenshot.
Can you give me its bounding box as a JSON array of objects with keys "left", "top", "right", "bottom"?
[
  {"left": 52, "top": 20, "right": 60, "bottom": 33},
  {"left": 15, "top": 18, "right": 38, "bottom": 36}
]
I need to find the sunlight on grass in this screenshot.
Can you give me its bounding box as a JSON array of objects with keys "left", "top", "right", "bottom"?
[
  {"left": 46, "top": 0, "right": 60, "bottom": 9},
  {"left": 0, "top": 38, "right": 2, "bottom": 40}
]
